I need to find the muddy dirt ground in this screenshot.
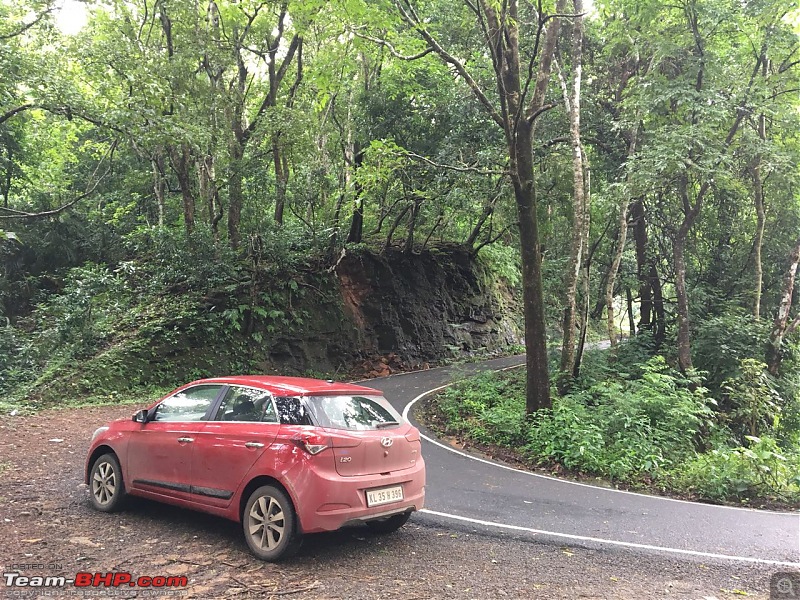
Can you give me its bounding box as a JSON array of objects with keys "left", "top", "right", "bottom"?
[{"left": 0, "top": 403, "right": 784, "bottom": 599}]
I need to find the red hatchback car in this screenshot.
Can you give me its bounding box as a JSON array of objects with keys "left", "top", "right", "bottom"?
[{"left": 85, "top": 376, "right": 426, "bottom": 561}]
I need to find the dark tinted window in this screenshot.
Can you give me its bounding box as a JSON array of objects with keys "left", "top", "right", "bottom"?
[
  {"left": 274, "top": 396, "right": 313, "bottom": 425},
  {"left": 214, "top": 386, "right": 277, "bottom": 423}
]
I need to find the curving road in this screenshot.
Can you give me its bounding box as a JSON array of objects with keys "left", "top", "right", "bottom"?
[{"left": 369, "top": 355, "right": 800, "bottom": 567}]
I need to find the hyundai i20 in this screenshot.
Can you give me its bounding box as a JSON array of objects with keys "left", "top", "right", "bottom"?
[{"left": 85, "top": 376, "right": 426, "bottom": 560}]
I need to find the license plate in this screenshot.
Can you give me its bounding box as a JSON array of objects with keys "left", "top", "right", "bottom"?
[{"left": 366, "top": 485, "right": 403, "bottom": 507}]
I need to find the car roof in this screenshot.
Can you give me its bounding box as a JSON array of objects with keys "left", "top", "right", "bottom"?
[{"left": 193, "top": 375, "right": 383, "bottom": 397}]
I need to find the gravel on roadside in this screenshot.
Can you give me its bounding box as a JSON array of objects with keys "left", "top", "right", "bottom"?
[{"left": 0, "top": 404, "right": 779, "bottom": 599}]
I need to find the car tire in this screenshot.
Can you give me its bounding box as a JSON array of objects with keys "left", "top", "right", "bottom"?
[
  {"left": 89, "top": 453, "right": 127, "bottom": 512},
  {"left": 365, "top": 511, "right": 411, "bottom": 534},
  {"left": 243, "top": 485, "right": 302, "bottom": 561}
]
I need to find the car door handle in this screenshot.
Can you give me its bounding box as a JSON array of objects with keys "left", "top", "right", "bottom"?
[
  {"left": 177, "top": 437, "right": 194, "bottom": 443},
  {"left": 244, "top": 442, "right": 264, "bottom": 449}
]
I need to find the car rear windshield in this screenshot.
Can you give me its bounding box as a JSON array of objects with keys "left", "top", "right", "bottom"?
[{"left": 304, "top": 395, "right": 403, "bottom": 431}]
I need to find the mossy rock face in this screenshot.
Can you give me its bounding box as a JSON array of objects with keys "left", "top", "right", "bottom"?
[
  {"left": 336, "top": 246, "right": 522, "bottom": 362},
  {"left": 15, "top": 246, "right": 521, "bottom": 407}
]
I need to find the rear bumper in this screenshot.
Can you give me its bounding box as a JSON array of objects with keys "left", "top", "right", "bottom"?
[{"left": 293, "top": 459, "right": 425, "bottom": 534}]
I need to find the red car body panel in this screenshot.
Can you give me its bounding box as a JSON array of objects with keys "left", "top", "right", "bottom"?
[{"left": 86, "top": 376, "right": 426, "bottom": 535}]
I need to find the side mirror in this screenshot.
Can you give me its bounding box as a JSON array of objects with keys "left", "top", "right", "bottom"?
[{"left": 132, "top": 409, "right": 150, "bottom": 423}]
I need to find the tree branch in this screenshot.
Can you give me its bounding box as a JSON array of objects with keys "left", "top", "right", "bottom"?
[
  {"left": 394, "top": 0, "right": 504, "bottom": 128},
  {"left": 0, "top": 140, "right": 117, "bottom": 220},
  {"left": 402, "top": 150, "right": 506, "bottom": 175},
  {"left": 0, "top": 104, "right": 33, "bottom": 126},
  {"left": 525, "top": 0, "right": 569, "bottom": 123},
  {"left": 0, "top": 6, "right": 56, "bottom": 41},
  {"left": 351, "top": 31, "right": 434, "bottom": 61}
]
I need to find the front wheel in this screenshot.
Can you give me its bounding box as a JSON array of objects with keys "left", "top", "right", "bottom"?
[
  {"left": 89, "top": 453, "right": 127, "bottom": 512},
  {"left": 243, "top": 485, "right": 302, "bottom": 561},
  {"left": 365, "top": 512, "right": 411, "bottom": 534}
]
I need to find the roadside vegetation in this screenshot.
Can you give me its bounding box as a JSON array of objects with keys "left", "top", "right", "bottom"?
[{"left": 425, "top": 337, "right": 800, "bottom": 507}]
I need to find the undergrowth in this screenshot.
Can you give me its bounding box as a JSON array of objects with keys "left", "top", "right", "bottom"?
[{"left": 428, "top": 350, "right": 800, "bottom": 507}]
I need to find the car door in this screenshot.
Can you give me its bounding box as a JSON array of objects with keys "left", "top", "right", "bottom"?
[
  {"left": 190, "top": 385, "right": 280, "bottom": 508},
  {"left": 126, "top": 384, "right": 223, "bottom": 501}
]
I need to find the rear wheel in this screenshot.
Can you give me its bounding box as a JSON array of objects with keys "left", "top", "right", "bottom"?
[
  {"left": 89, "top": 453, "right": 126, "bottom": 512},
  {"left": 365, "top": 512, "right": 411, "bottom": 534},
  {"left": 243, "top": 485, "right": 302, "bottom": 561}
]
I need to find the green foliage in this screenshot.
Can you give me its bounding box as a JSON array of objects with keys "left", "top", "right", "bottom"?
[
  {"left": 529, "top": 357, "right": 714, "bottom": 480},
  {"left": 721, "top": 359, "right": 782, "bottom": 440},
  {"left": 475, "top": 243, "right": 521, "bottom": 287},
  {"left": 430, "top": 356, "right": 800, "bottom": 504},
  {"left": 435, "top": 370, "right": 527, "bottom": 446},
  {"left": 692, "top": 313, "right": 772, "bottom": 391},
  {"left": 38, "top": 262, "right": 130, "bottom": 351},
  {"left": 435, "top": 358, "right": 714, "bottom": 481},
  {"left": 676, "top": 435, "right": 800, "bottom": 503},
  {"left": 0, "top": 220, "right": 335, "bottom": 408}
]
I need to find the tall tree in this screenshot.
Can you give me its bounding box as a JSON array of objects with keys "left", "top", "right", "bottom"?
[
  {"left": 556, "top": 0, "right": 587, "bottom": 390},
  {"left": 378, "top": 0, "right": 569, "bottom": 411}
]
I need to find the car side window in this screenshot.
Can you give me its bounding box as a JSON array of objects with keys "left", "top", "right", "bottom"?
[
  {"left": 274, "top": 396, "right": 313, "bottom": 425},
  {"left": 153, "top": 385, "right": 222, "bottom": 422},
  {"left": 214, "top": 386, "right": 277, "bottom": 423}
]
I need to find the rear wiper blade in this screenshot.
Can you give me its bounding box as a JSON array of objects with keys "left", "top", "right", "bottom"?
[{"left": 374, "top": 421, "right": 400, "bottom": 428}]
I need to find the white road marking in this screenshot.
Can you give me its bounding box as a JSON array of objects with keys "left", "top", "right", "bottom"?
[
  {"left": 419, "top": 509, "right": 800, "bottom": 568},
  {"left": 402, "top": 372, "right": 800, "bottom": 564},
  {"left": 403, "top": 381, "right": 797, "bottom": 517}
]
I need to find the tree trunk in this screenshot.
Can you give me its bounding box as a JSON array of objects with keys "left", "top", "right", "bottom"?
[
  {"left": 752, "top": 111, "right": 766, "bottom": 320},
  {"left": 152, "top": 153, "right": 166, "bottom": 227},
  {"left": 631, "top": 198, "right": 653, "bottom": 334},
  {"left": 512, "top": 119, "right": 551, "bottom": 413},
  {"left": 395, "top": 0, "right": 567, "bottom": 413},
  {"left": 346, "top": 145, "right": 364, "bottom": 244},
  {"left": 573, "top": 145, "right": 592, "bottom": 378},
  {"left": 556, "top": 2, "right": 586, "bottom": 392},
  {"left": 605, "top": 125, "right": 637, "bottom": 347},
  {"left": 675, "top": 176, "right": 706, "bottom": 372},
  {"left": 605, "top": 212, "right": 626, "bottom": 348},
  {"left": 404, "top": 196, "right": 422, "bottom": 256},
  {"left": 273, "top": 136, "right": 288, "bottom": 225},
  {"left": 170, "top": 144, "right": 195, "bottom": 234},
  {"left": 674, "top": 227, "right": 692, "bottom": 371},
  {"left": 465, "top": 187, "right": 499, "bottom": 249},
  {"left": 198, "top": 154, "right": 222, "bottom": 240},
  {"left": 626, "top": 287, "right": 635, "bottom": 336},
  {"left": 573, "top": 250, "right": 591, "bottom": 378},
  {"left": 649, "top": 263, "right": 666, "bottom": 346},
  {"left": 228, "top": 140, "right": 244, "bottom": 249},
  {"left": 384, "top": 203, "right": 410, "bottom": 251},
  {"left": 767, "top": 235, "right": 800, "bottom": 375}
]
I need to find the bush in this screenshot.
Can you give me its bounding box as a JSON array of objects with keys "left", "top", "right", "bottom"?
[
  {"left": 36, "top": 262, "right": 131, "bottom": 352},
  {"left": 527, "top": 357, "right": 714, "bottom": 480},
  {"left": 675, "top": 435, "right": 800, "bottom": 503},
  {"left": 721, "top": 359, "right": 782, "bottom": 440},
  {"left": 433, "top": 357, "right": 714, "bottom": 482},
  {"left": 692, "top": 312, "right": 771, "bottom": 391},
  {"left": 434, "top": 370, "right": 527, "bottom": 446}
]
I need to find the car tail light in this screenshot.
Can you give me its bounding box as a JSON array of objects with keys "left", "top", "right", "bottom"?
[
  {"left": 404, "top": 427, "right": 421, "bottom": 443},
  {"left": 293, "top": 433, "right": 329, "bottom": 455}
]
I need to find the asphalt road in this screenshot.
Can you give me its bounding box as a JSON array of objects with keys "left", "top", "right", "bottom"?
[{"left": 367, "top": 355, "right": 800, "bottom": 568}]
